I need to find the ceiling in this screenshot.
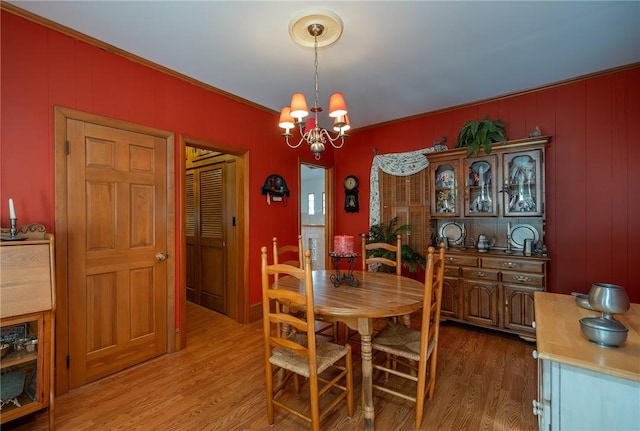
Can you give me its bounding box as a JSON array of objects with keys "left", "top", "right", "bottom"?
[{"left": 7, "top": 1, "right": 640, "bottom": 129}]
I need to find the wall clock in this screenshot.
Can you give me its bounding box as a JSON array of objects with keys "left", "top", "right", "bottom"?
[{"left": 344, "top": 175, "right": 359, "bottom": 213}]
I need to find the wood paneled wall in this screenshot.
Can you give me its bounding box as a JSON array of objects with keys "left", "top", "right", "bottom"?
[{"left": 336, "top": 66, "right": 640, "bottom": 303}]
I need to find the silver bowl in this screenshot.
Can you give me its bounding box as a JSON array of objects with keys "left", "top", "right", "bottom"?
[
  {"left": 588, "top": 283, "right": 630, "bottom": 316},
  {"left": 572, "top": 292, "right": 596, "bottom": 310},
  {"left": 580, "top": 317, "right": 628, "bottom": 348}
]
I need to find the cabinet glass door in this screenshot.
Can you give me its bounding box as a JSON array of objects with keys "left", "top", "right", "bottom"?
[
  {"left": 431, "top": 159, "right": 460, "bottom": 217},
  {"left": 465, "top": 155, "right": 498, "bottom": 216},
  {"left": 503, "top": 150, "right": 543, "bottom": 216}
]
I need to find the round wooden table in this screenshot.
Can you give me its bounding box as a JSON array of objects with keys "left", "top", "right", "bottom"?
[{"left": 273, "top": 270, "right": 424, "bottom": 431}]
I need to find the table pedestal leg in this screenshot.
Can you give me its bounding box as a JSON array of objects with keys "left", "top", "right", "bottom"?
[{"left": 358, "top": 317, "right": 375, "bottom": 431}]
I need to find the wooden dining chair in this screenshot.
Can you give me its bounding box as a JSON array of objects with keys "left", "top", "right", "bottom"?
[
  {"left": 370, "top": 243, "right": 446, "bottom": 430},
  {"left": 260, "top": 247, "right": 354, "bottom": 431},
  {"left": 272, "top": 236, "right": 337, "bottom": 341},
  {"left": 361, "top": 233, "right": 402, "bottom": 275},
  {"left": 272, "top": 235, "right": 304, "bottom": 270},
  {"left": 344, "top": 233, "right": 404, "bottom": 343}
]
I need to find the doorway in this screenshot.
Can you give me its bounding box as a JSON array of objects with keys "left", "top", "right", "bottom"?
[
  {"left": 300, "top": 163, "right": 333, "bottom": 269},
  {"left": 184, "top": 146, "right": 237, "bottom": 317},
  {"left": 178, "top": 136, "right": 248, "bottom": 348}
]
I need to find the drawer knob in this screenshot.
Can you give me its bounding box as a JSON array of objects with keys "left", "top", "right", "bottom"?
[
  {"left": 472, "top": 271, "right": 486, "bottom": 277},
  {"left": 513, "top": 275, "right": 531, "bottom": 283},
  {"left": 532, "top": 350, "right": 538, "bottom": 359},
  {"left": 503, "top": 261, "right": 518, "bottom": 268}
]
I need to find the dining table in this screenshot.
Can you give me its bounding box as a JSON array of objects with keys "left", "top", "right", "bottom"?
[{"left": 273, "top": 269, "right": 425, "bottom": 431}]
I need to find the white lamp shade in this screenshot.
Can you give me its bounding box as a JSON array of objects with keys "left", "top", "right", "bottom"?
[
  {"left": 289, "top": 93, "right": 309, "bottom": 119},
  {"left": 278, "top": 107, "right": 295, "bottom": 129},
  {"left": 333, "top": 115, "right": 350, "bottom": 132},
  {"left": 328, "top": 93, "right": 347, "bottom": 117}
]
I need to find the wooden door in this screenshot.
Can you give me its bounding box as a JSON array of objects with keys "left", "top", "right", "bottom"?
[
  {"left": 185, "top": 161, "right": 230, "bottom": 314},
  {"left": 66, "top": 119, "right": 168, "bottom": 388}
]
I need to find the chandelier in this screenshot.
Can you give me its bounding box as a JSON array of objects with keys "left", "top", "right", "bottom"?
[{"left": 278, "top": 11, "right": 350, "bottom": 160}]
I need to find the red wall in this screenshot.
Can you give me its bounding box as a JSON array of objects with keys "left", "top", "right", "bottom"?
[
  {"left": 335, "top": 66, "right": 640, "bottom": 303},
  {"left": 0, "top": 11, "right": 329, "bottom": 309},
  {"left": 3, "top": 10, "right": 639, "bottom": 312}
]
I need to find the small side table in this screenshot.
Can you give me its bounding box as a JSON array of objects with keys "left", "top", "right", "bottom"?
[{"left": 329, "top": 252, "right": 360, "bottom": 287}]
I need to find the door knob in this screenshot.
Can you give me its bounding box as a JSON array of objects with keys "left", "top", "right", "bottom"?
[{"left": 156, "top": 252, "right": 168, "bottom": 261}]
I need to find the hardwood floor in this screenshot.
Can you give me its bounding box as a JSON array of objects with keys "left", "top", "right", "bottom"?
[{"left": 5, "top": 302, "right": 538, "bottom": 431}]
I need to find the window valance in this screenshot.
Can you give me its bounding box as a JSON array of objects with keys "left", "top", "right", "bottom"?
[{"left": 368, "top": 148, "right": 441, "bottom": 227}]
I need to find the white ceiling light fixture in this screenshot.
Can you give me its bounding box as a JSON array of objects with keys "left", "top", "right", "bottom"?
[{"left": 278, "top": 10, "right": 350, "bottom": 160}]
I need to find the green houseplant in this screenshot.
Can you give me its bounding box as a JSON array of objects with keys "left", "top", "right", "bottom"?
[
  {"left": 455, "top": 116, "right": 507, "bottom": 156},
  {"left": 364, "top": 217, "right": 426, "bottom": 273}
]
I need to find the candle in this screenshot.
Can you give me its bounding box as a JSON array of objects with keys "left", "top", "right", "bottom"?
[
  {"left": 8, "top": 198, "right": 16, "bottom": 219},
  {"left": 507, "top": 222, "right": 511, "bottom": 236},
  {"left": 334, "top": 235, "right": 354, "bottom": 254}
]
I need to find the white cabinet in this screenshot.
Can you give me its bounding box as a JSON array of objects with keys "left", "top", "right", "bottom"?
[
  {"left": 535, "top": 358, "right": 640, "bottom": 431},
  {"left": 533, "top": 293, "right": 640, "bottom": 431}
]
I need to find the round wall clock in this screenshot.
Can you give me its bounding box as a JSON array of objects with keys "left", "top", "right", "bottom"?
[{"left": 344, "top": 175, "right": 359, "bottom": 191}]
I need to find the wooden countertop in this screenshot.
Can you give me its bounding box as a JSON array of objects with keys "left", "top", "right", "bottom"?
[{"left": 534, "top": 292, "right": 640, "bottom": 382}]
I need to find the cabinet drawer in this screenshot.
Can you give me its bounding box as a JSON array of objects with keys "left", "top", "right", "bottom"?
[
  {"left": 481, "top": 257, "right": 544, "bottom": 273},
  {"left": 502, "top": 271, "right": 545, "bottom": 287},
  {"left": 444, "top": 255, "right": 478, "bottom": 267},
  {"left": 443, "top": 266, "right": 459, "bottom": 277},
  {"left": 462, "top": 268, "right": 499, "bottom": 281}
]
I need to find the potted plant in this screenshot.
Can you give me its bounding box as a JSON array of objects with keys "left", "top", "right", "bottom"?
[
  {"left": 455, "top": 116, "right": 507, "bottom": 156},
  {"left": 364, "top": 217, "right": 426, "bottom": 273}
]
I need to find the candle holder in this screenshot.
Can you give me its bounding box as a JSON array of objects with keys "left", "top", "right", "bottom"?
[
  {"left": 1, "top": 218, "right": 27, "bottom": 241},
  {"left": 329, "top": 252, "right": 360, "bottom": 287},
  {"left": 458, "top": 232, "right": 467, "bottom": 251},
  {"left": 9, "top": 218, "right": 18, "bottom": 238},
  {"left": 504, "top": 234, "right": 515, "bottom": 254}
]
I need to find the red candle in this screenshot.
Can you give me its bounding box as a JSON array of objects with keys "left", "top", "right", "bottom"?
[{"left": 334, "top": 235, "right": 354, "bottom": 254}]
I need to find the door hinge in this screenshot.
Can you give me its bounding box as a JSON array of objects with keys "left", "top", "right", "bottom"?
[
  {"left": 232, "top": 216, "right": 236, "bottom": 227},
  {"left": 65, "top": 140, "right": 70, "bottom": 155},
  {"left": 66, "top": 355, "right": 70, "bottom": 369}
]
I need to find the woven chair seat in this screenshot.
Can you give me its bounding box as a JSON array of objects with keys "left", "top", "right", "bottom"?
[
  {"left": 372, "top": 322, "right": 422, "bottom": 361},
  {"left": 270, "top": 333, "right": 349, "bottom": 377}
]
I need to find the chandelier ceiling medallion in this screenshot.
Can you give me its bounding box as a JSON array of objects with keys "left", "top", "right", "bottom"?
[{"left": 278, "top": 11, "right": 350, "bottom": 160}]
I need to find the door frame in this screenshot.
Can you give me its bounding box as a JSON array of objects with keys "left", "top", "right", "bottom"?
[
  {"left": 299, "top": 159, "right": 334, "bottom": 270},
  {"left": 54, "top": 106, "right": 176, "bottom": 395},
  {"left": 178, "top": 136, "right": 248, "bottom": 348}
]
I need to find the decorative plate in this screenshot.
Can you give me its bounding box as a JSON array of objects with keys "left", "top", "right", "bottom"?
[
  {"left": 509, "top": 224, "right": 539, "bottom": 249},
  {"left": 440, "top": 222, "right": 463, "bottom": 245}
]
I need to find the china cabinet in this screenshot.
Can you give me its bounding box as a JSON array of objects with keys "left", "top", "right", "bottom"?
[
  {"left": 427, "top": 136, "right": 551, "bottom": 339},
  {"left": 0, "top": 234, "right": 55, "bottom": 430}
]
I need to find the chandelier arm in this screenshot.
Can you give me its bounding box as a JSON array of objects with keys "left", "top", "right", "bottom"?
[
  {"left": 319, "top": 129, "right": 346, "bottom": 148},
  {"left": 284, "top": 133, "right": 306, "bottom": 149}
]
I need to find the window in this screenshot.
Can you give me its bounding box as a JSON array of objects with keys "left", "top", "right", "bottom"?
[{"left": 308, "top": 193, "right": 315, "bottom": 215}]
